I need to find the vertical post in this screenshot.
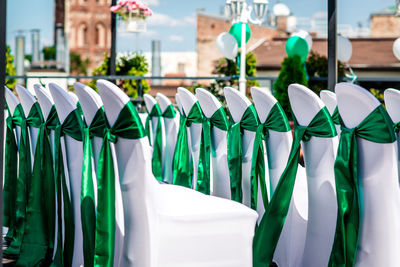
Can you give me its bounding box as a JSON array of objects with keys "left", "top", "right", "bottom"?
[
  {"left": 328, "top": 0, "right": 337, "bottom": 91},
  {"left": 110, "top": 0, "right": 117, "bottom": 76},
  {"left": 238, "top": 22, "right": 247, "bottom": 95},
  {"left": 0, "top": 0, "right": 7, "bottom": 262}
]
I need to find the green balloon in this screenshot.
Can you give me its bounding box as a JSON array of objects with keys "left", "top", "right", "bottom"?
[
  {"left": 229, "top": 22, "right": 251, "bottom": 47},
  {"left": 285, "top": 36, "right": 309, "bottom": 62}
]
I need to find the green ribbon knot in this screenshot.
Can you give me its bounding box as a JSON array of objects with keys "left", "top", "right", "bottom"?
[
  {"left": 162, "top": 104, "right": 176, "bottom": 118},
  {"left": 253, "top": 107, "right": 337, "bottom": 267},
  {"left": 331, "top": 107, "right": 341, "bottom": 125},
  {"left": 145, "top": 104, "right": 163, "bottom": 181},
  {"left": 173, "top": 102, "right": 211, "bottom": 194},
  {"left": 328, "top": 105, "right": 395, "bottom": 267}
]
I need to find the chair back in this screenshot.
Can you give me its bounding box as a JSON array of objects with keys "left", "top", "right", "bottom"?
[
  {"left": 156, "top": 92, "right": 179, "bottom": 184},
  {"left": 196, "top": 88, "right": 230, "bottom": 198},
  {"left": 224, "top": 86, "right": 265, "bottom": 215},
  {"left": 251, "top": 86, "right": 292, "bottom": 195},
  {"left": 34, "top": 84, "right": 53, "bottom": 120},
  {"left": 144, "top": 94, "right": 159, "bottom": 144},
  {"left": 320, "top": 90, "right": 341, "bottom": 137},
  {"left": 5, "top": 86, "right": 21, "bottom": 144},
  {"left": 49, "top": 82, "right": 84, "bottom": 267},
  {"left": 177, "top": 87, "right": 203, "bottom": 188},
  {"left": 97, "top": 79, "right": 158, "bottom": 266},
  {"left": 336, "top": 83, "right": 400, "bottom": 266},
  {"left": 289, "top": 84, "right": 338, "bottom": 267},
  {"left": 68, "top": 91, "right": 79, "bottom": 105},
  {"left": 16, "top": 84, "right": 40, "bottom": 157}
]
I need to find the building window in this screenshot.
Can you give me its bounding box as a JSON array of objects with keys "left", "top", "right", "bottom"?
[
  {"left": 78, "top": 23, "right": 88, "bottom": 47},
  {"left": 95, "top": 23, "right": 106, "bottom": 47}
]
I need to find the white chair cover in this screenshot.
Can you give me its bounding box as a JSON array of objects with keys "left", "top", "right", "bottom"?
[
  {"left": 320, "top": 90, "right": 341, "bottom": 138},
  {"left": 74, "top": 82, "right": 124, "bottom": 266},
  {"left": 49, "top": 83, "right": 84, "bottom": 267},
  {"left": 156, "top": 92, "right": 179, "bottom": 184},
  {"left": 97, "top": 79, "right": 258, "bottom": 267},
  {"left": 384, "top": 88, "right": 400, "bottom": 182},
  {"left": 224, "top": 86, "right": 268, "bottom": 220},
  {"left": 289, "top": 84, "right": 338, "bottom": 267},
  {"left": 336, "top": 83, "right": 400, "bottom": 266},
  {"left": 177, "top": 87, "right": 203, "bottom": 189},
  {"left": 5, "top": 87, "right": 21, "bottom": 146},
  {"left": 196, "top": 88, "right": 230, "bottom": 198}
]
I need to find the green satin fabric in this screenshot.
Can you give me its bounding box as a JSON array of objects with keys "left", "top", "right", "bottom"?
[
  {"left": 172, "top": 102, "right": 211, "bottom": 194},
  {"left": 145, "top": 104, "right": 163, "bottom": 181},
  {"left": 162, "top": 104, "right": 176, "bottom": 118},
  {"left": 17, "top": 105, "right": 59, "bottom": 266},
  {"left": 227, "top": 104, "right": 268, "bottom": 210},
  {"left": 52, "top": 108, "right": 84, "bottom": 267},
  {"left": 208, "top": 107, "right": 229, "bottom": 157},
  {"left": 394, "top": 121, "right": 400, "bottom": 133},
  {"left": 5, "top": 103, "right": 42, "bottom": 257},
  {"left": 253, "top": 107, "right": 337, "bottom": 267},
  {"left": 328, "top": 105, "right": 396, "bottom": 267},
  {"left": 332, "top": 107, "right": 341, "bottom": 125},
  {"left": 4, "top": 105, "right": 19, "bottom": 236},
  {"left": 82, "top": 107, "right": 107, "bottom": 267},
  {"left": 95, "top": 101, "right": 145, "bottom": 267}
]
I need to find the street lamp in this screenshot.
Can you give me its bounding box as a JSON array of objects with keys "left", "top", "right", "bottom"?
[{"left": 226, "top": 0, "right": 268, "bottom": 94}]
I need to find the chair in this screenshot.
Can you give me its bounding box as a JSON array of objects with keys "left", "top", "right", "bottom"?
[
  {"left": 320, "top": 90, "right": 341, "bottom": 137},
  {"left": 74, "top": 82, "right": 124, "bottom": 266},
  {"left": 144, "top": 94, "right": 162, "bottom": 146},
  {"left": 68, "top": 91, "right": 79, "bottom": 105},
  {"left": 288, "top": 84, "right": 338, "bottom": 267},
  {"left": 49, "top": 83, "right": 84, "bottom": 267},
  {"left": 5, "top": 87, "right": 21, "bottom": 144},
  {"left": 336, "top": 83, "right": 400, "bottom": 266},
  {"left": 156, "top": 92, "right": 179, "bottom": 184},
  {"left": 15, "top": 84, "right": 40, "bottom": 157},
  {"left": 195, "top": 88, "right": 230, "bottom": 199},
  {"left": 177, "top": 87, "right": 204, "bottom": 189},
  {"left": 97, "top": 79, "right": 258, "bottom": 267},
  {"left": 384, "top": 88, "right": 400, "bottom": 181},
  {"left": 224, "top": 86, "right": 267, "bottom": 219},
  {"left": 251, "top": 86, "right": 308, "bottom": 267}
]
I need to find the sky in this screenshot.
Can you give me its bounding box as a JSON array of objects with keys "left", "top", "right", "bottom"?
[{"left": 6, "top": 0, "right": 397, "bottom": 55}]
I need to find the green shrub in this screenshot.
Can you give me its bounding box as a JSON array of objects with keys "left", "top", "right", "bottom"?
[{"left": 6, "top": 46, "right": 16, "bottom": 89}]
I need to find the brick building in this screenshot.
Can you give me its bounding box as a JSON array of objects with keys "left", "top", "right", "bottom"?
[{"left": 370, "top": 6, "right": 400, "bottom": 37}]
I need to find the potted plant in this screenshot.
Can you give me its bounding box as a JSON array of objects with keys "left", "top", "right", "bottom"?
[{"left": 110, "top": 0, "right": 153, "bottom": 32}]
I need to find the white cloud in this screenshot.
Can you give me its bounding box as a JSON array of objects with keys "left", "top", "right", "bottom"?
[
  {"left": 313, "top": 11, "right": 327, "bottom": 19},
  {"left": 144, "top": 0, "right": 159, "bottom": 6},
  {"left": 169, "top": 34, "right": 184, "bottom": 42},
  {"left": 142, "top": 30, "right": 158, "bottom": 37},
  {"left": 147, "top": 13, "right": 196, "bottom": 27}
]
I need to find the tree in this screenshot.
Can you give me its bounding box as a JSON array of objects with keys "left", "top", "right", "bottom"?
[
  {"left": 5, "top": 46, "right": 16, "bottom": 89},
  {"left": 70, "top": 52, "right": 90, "bottom": 75},
  {"left": 87, "top": 53, "right": 150, "bottom": 98},
  {"left": 42, "top": 46, "right": 56, "bottom": 60},
  {"left": 273, "top": 55, "right": 308, "bottom": 119}
]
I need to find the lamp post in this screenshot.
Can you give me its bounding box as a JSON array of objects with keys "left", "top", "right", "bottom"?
[{"left": 225, "top": 0, "right": 268, "bottom": 95}]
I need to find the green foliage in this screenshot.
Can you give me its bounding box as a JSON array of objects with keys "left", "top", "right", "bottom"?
[
  {"left": 274, "top": 55, "right": 308, "bottom": 119},
  {"left": 370, "top": 88, "right": 384, "bottom": 104},
  {"left": 42, "top": 46, "right": 56, "bottom": 60},
  {"left": 24, "top": 55, "right": 32, "bottom": 63},
  {"left": 6, "top": 46, "right": 16, "bottom": 89},
  {"left": 70, "top": 52, "right": 90, "bottom": 75},
  {"left": 87, "top": 53, "right": 150, "bottom": 98},
  {"left": 306, "top": 51, "right": 345, "bottom": 94}
]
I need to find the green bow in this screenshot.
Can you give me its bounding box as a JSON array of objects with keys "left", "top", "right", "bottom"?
[
  {"left": 3, "top": 105, "right": 19, "bottom": 239},
  {"left": 17, "top": 105, "right": 60, "bottom": 266},
  {"left": 332, "top": 106, "right": 341, "bottom": 125},
  {"left": 145, "top": 104, "right": 163, "bottom": 181},
  {"left": 253, "top": 107, "right": 337, "bottom": 267},
  {"left": 5, "top": 103, "right": 42, "bottom": 257},
  {"left": 328, "top": 105, "right": 395, "bottom": 267},
  {"left": 95, "top": 101, "right": 145, "bottom": 267},
  {"left": 172, "top": 102, "right": 211, "bottom": 194},
  {"left": 81, "top": 107, "right": 107, "bottom": 267},
  {"left": 227, "top": 104, "right": 268, "bottom": 211},
  {"left": 208, "top": 107, "right": 229, "bottom": 157},
  {"left": 394, "top": 121, "right": 400, "bottom": 133},
  {"left": 52, "top": 108, "right": 84, "bottom": 267},
  {"left": 162, "top": 104, "right": 176, "bottom": 119}
]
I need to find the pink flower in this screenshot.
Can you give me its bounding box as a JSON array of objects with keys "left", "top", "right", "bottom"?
[
  {"left": 127, "top": 2, "right": 137, "bottom": 11},
  {"left": 110, "top": 4, "right": 121, "bottom": 12},
  {"left": 118, "top": 0, "right": 128, "bottom": 7},
  {"left": 144, "top": 8, "right": 153, "bottom": 16},
  {"left": 136, "top": 0, "right": 147, "bottom": 10}
]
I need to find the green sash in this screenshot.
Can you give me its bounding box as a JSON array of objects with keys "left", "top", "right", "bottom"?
[
  {"left": 95, "top": 101, "right": 146, "bottom": 267},
  {"left": 162, "top": 104, "right": 176, "bottom": 119},
  {"left": 332, "top": 107, "right": 340, "bottom": 125},
  {"left": 208, "top": 107, "right": 229, "bottom": 157},
  {"left": 4, "top": 105, "right": 19, "bottom": 237},
  {"left": 253, "top": 107, "right": 337, "bottom": 267},
  {"left": 145, "top": 104, "right": 163, "bottom": 181},
  {"left": 52, "top": 108, "right": 84, "bottom": 267},
  {"left": 172, "top": 102, "right": 211, "bottom": 194},
  {"left": 227, "top": 104, "right": 268, "bottom": 210},
  {"left": 328, "top": 105, "right": 396, "bottom": 267},
  {"left": 81, "top": 107, "right": 107, "bottom": 267},
  {"left": 17, "top": 105, "right": 59, "bottom": 266},
  {"left": 5, "top": 103, "right": 42, "bottom": 256}
]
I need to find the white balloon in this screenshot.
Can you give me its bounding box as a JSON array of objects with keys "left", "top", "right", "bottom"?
[
  {"left": 337, "top": 35, "right": 352, "bottom": 62},
  {"left": 292, "top": 30, "right": 312, "bottom": 50},
  {"left": 216, "top": 32, "right": 238, "bottom": 60},
  {"left": 393, "top": 38, "right": 400, "bottom": 61}
]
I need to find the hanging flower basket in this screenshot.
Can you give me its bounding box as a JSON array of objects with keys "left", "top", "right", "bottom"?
[{"left": 111, "top": 0, "right": 153, "bottom": 33}]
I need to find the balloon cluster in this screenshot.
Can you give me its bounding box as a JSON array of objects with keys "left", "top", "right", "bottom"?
[
  {"left": 393, "top": 37, "right": 400, "bottom": 61},
  {"left": 216, "top": 22, "right": 252, "bottom": 60},
  {"left": 285, "top": 30, "right": 312, "bottom": 62}
]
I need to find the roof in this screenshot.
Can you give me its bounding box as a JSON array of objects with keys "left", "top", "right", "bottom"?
[
  {"left": 253, "top": 37, "right": 400, "bottom": 71},
  {"left": 371, "top": 6, "right": 398, "bottom": 16}
]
